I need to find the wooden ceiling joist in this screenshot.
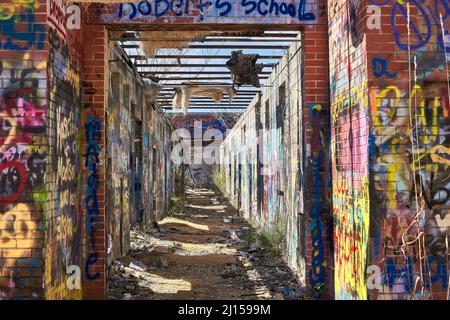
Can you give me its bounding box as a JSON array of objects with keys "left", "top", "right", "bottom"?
[
  {"left": 140, "top": 71, "right": 271, "bottom": 75},
  {"left": 119, "top": 30, "right": 298, "bottom": 113},
  {"left": 164, "top": 107, "right": 246, "bottom": 110},
  {"left": 128, "top": 54, "right": 283, "bottom": 60},
  {"left": 144, "top": 77, "right": 269, "bottom": 81},
  {"left": 121, "top": 44, "right": 289, "bottom": 50},
  {"left": 135, "top": 63, "right": 275, "bottom": 68},
  {"left": 115, "top": 31, "right": 299, "bottom": 39},
  {"left": 114, "top": 37, "right": 299, "bottom": 43}
]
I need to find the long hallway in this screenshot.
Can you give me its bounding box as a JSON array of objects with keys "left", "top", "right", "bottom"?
[
  {"left": 2, "top": 0, "right": 449, "bottom": 301},
  {"left": 107, "top": 189, "right": 305, "bottom": 300}
]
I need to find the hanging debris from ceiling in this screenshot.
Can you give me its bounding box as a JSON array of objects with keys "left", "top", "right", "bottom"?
[
  {"left": 172, "top": 85, "right": 236, "bottom": 115},
  {"left": 143, "top": 81, "right": 162, "bottom": 104},
  {"left": 226, "top": 50, "right": 263, "bottom": 88},
  {"left": 137, "top": 31, "right": 209, "bottom": 57}
]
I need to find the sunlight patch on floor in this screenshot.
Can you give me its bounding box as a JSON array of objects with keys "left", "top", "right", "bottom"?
[
  {"left": 150, "top": 236, "right": 237, "bottom": 256},
  {"left": 159, "top": 217, "right": 210, "bottom": 231},
  {"left": 186, "top": 204, "right": 226, "bottom": 210},
  {"left": 124, "top": 267, "right": 192, "bottom": 294}
]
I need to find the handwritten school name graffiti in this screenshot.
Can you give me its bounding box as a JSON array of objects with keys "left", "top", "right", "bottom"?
[
  {"left": 84, "top": 116, "right": 101, "bottom": 280},
  {"left": 117, "top": 0, "right": 316, "bottom": 22}
]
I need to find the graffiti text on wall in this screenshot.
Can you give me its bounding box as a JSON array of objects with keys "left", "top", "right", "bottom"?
[
  {"left": 308, "top": 103, "right": 326, "bottom": 297},
  {"left": 102, "top": 0, "right": 317, "bottom": 24},
  {"left": 84, "top": 116, "right": 101, "bottom": 281}
]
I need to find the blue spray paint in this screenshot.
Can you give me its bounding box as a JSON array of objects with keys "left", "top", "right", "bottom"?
[
  {"left": 308, "top": 104, "right": 326, "bottom": 297},
  {"left": 372, "top": 57, "right": 396, "bottom": 78},
  {"left": 117, "top": 0, "right": 315, "bottom": 22},
  {"left": 0, "top": 4, "right": 46, "bottom": 51},
  {"left": 83, "top": 116, "right": 101, "bottom": 281}
]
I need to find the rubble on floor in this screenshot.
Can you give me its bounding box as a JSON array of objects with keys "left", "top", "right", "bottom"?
[{"left": 107, "top": 189, "right": 312, "bottom": 300}]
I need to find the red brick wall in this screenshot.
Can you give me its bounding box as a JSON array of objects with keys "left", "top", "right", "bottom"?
[
  {"left": 81, "top": 19, "right": 108, "bottom": 300},
  {"left": 45, "top": 0, "right": 84, "bottom": 299},
  {"left": 303, "top": 0, "right": 333, "bottom": 299}
]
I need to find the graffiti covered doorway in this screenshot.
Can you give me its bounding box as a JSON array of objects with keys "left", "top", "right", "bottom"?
[
  {"left": 103, "top": 22, "right": 307, "bottom": 267},
  {"left": 77, "top": 0, "right": 330, "bottom": 300}
]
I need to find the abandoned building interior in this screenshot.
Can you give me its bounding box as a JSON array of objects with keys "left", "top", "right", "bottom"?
[{"left": 0, "top": 0, "right": 449, "bottom": 300}]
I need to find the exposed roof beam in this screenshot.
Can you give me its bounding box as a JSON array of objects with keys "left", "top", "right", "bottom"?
[
  {"left": 122, "top": 44, "right": 289, "bottom": 50},
  {"left": 161, "top": 105, "right": 250, "bottom": 108},
  {"left": 158, "top": 101, "right": 252, "bottom": 104},
  {"left": 157, "top": 97, "right": 253, "bottom": 100},
  {"left": 164, "top": 107, "right": 246, "bottom": 110},
  {"left": 155, "top": 83, "right": 271, "bottom": 87},
  {"left": 116, "top": 31, "right": 299, "bottom": 38},
  {"left": 128, "top": 55, "right": 283, "bottom": 60},
  {"left": 114, "top": 37, "right": 299, "bottom": 42},
  {"left": 140, "top": 71, "right": 271, "bottom": 75},
  {"left": 159, "top": 88, "right": 260, "bottom": 93},
  {"left": 135, "top": 63, "right": 275, "bottom": 68},
  {"left": 144, "top": 77, "right": 269, "bottom": 81}
]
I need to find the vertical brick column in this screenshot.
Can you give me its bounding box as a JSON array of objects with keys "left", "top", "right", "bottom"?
[
  {"left": 303, "top": 0, "right": 332, "bottom": 299},
  {"left": 365, "top": 0, "right": 450, "bottom": 300},
  {"left": 81, "top": 20, "right": 107, "bottom": 300}
]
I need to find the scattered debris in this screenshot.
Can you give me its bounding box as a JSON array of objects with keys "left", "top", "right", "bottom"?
[
  {"left": 129, "top": 261, "right": 147, "bottom": 272},
  {"left": 108, "top": 188, "right": 310, "bottom": 300},
  {"left": 160, "top": 257, "right": 169, "bottom": 268}
]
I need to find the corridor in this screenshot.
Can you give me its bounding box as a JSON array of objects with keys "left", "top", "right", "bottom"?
[{"left": 107, "top": 189, "right": 304, "bottom": 300}]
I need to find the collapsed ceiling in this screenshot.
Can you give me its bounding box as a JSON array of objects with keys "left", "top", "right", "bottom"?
[{"left": 112, "top": 30, "right": 301, "bottom": 114}]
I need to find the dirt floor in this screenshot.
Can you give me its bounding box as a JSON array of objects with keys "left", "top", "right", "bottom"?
[{"left": 107, "top": 189, "right": 309, "bottom": 300}]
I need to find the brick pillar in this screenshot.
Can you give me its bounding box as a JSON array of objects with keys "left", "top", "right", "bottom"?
[
  {"left": 81, "top": 21, "right": 107, "bottom": 300},
  {"left": 303, "top": 0, "right": 333, "bottom": 299},
  {"left": 365, "top": 0, "right": 450, "bottom": 300}
]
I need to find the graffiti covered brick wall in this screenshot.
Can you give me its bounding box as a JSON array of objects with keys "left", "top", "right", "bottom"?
[
  {"left": 0, "top": 0, "right": 47, "bottom": 300},
  {"left": 45, "top": 13, "right": 84, "bottom": 299},
  {"left": 98, "top": 0, "right": 319, "bottom": 25},
  {"left": 329, "top": 0, "right": 450, "bottom": 300},
  {"left": 366, "top": 0, "right": 450, "bottom": 300},
  {"left": 329, "top": 0, "right": 370, "bottom": 300},
  {"left": 106, "top": 46, "right": 134, "bottom": 264},
  {"left": 0, "top": 0, "right": 85, "bottom": 300}
]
